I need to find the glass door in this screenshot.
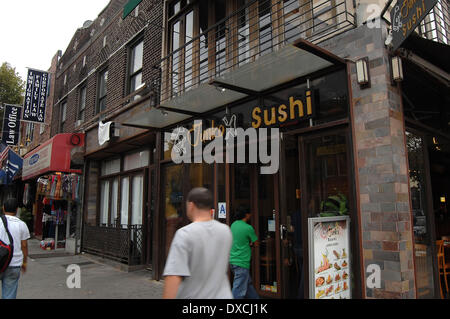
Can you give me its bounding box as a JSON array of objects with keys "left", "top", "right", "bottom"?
[
  {"left": 406, "top": 130, "right": 438, "bottom": 298},
  {"left": 254, "top": 171, "right": 282, "bottom": 297}
]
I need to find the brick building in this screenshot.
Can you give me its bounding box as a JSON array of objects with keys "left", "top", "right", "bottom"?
[{"left": 20, "top": 0, "right": 450, "bottom": 299}]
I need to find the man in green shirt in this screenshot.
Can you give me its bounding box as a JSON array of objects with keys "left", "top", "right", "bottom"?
[{"left": 230, "top": 207, "right": 259, "bottom": 299}]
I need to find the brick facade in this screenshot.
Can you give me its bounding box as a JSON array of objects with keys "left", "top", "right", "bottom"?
[{"left": 50, "top": 0, "right": 163, "bottom": 138}]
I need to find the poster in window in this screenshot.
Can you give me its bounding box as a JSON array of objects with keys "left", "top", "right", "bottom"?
[{"left": 308, "top": 216, "right": 351, "bottom": 299}]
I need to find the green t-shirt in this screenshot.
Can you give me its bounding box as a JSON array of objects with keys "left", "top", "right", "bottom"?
[{"left": 229, "top": 220, "right": 258, "bottom": 269}]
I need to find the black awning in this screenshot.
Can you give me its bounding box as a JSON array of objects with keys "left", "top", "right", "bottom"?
[{"left": 401, "top": 33, "right": 450, "bottom": 74}]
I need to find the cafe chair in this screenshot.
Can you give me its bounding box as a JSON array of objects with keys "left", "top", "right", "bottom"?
[{"left": 436, "top": 240, "right": 450, "bottom": 298}]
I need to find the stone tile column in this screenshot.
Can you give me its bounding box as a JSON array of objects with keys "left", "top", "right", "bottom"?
[{"left": 322, "top": 22, "right": 416, "bottom": 298}]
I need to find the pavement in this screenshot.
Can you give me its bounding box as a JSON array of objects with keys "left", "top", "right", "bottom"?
[{"left": 16, "top": 239, "right": 164, "bottom": 299}]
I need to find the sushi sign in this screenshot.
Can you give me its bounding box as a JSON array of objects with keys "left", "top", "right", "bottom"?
[{"left": 308, "top": 216, "right": 351, "bottom": 299}]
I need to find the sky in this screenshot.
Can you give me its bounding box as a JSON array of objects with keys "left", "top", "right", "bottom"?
[{"left": 0, "top": 0, "right": 111, "bottom": 82}]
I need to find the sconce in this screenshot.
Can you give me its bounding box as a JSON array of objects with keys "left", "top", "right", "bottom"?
[
  {"left": 356, "top": 57, "right": 370, "bottom": 88},
  {"left": 391, "top": 55, "right": 404, "bottom": 83}
]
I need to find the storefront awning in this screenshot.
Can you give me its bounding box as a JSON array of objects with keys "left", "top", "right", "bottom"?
[
  {"left": 22, "top": 133, "right": 85, "bottom": 181},
  {"left": 0, "top": 143, "right": 23, "bottom": 185},
  {"left": 122, "top": 39, "right": 346, "bottom": 129}
]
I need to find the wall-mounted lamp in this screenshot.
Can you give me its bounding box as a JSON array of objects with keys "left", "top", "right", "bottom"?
[
  {"left": 160, "top": 110, "right": 169, "bottom": 117},
  {"left": 391, "top": 56, "right": 403, "bottom": 83},
  {"left": 356, "top": 57, "right": 370, "bottom": 88}
]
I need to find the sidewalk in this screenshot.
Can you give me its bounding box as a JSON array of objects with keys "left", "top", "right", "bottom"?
[{"left": 17, "top": 239, "right": 164, "bottom": 299}]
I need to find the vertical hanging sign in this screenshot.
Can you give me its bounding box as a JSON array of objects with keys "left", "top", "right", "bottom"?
[
  {"left": 22, "top": 68, "right": 49, "bottom": 123},
  {"left": 1, "top": 104, "right": 22, "bottom": 146}
]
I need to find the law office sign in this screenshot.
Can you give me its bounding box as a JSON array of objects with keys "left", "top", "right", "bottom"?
[
  {"left": 1, "top": 104, "right": 22, "bottom": 146},
  {"left": 390, "top": 0, "right": 438, "bottom": 51},
  {"left": 22, "top": 68, "right": 49, "bottom": 123}
]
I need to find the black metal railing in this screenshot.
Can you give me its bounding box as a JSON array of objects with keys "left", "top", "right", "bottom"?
[
  {"left": 81, "top": 224, "right": 144, "bottom": 266},
  {"left": 416, "top": 0, "right": 450, "bottom": 44},
  {"left": 160, "top": 0, "right": 355, "bottom": 103}
]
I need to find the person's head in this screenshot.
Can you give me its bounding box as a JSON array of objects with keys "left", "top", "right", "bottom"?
[
  {"left": 186, "top": 187, "right": 213, "bottom": 221},
  {"left": 234, "top": 206, "right": 251, "bottom": 222},
  {"left": 3, "top": 198, "right": 18, "bottom": 215}
]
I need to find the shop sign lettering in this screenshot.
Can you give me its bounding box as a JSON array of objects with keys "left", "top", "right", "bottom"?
[
  {"left": 390, "top": 0, "right": 438, "bottom": 50},
  {"left": 1, "top": 104, "right": 22, "bottom": 146},
  {"left": 251, "top": 89, "right": 315, "bottom": 128}
]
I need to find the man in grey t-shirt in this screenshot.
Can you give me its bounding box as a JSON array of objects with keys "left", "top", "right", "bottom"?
[{"left": 163, "top": 187, "right": 233, "bottom": 299}]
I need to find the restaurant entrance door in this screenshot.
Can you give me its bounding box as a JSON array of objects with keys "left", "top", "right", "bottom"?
[{"left": 279, "top": 128, "right": 355, "bottom": 298}]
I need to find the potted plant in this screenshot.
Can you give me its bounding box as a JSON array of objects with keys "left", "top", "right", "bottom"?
[{"left": 319, "top": 193, "right": 349, "bottom": 217}]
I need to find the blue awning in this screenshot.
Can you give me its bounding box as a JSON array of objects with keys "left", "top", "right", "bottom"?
[{"left": 0, "top": 143, "right": 23, "bottom": 185}]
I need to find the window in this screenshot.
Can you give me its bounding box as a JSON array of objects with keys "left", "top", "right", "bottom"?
[
  {"left": 99, "top": 152, "right": 149, "bottom": 228},
  {"left": 259, "top": 0, "right": 273, "bottom": 56},
  {"left": 60, "top": 101, "right": 67, "bottom": 133},
  {"left": 101, "top": 158, "right": 121, "bottom": 176},
  {"left": 283, "top": 0, "right": 302, "bottom": 43},
  {"left": 79, "top": 86, "right": 86, "bottom": 122},
  {"left": 25, "top": 123, "right": 34, "bottom": 145},
  {"left": 97, "top": 68, "right": 108, "bottom": 113},
  {"left": 128, "top": 40, "right": 144, "bottom": 95},
  {"left": 215, "top": 0, "right": 227, "bottom": 76},
  {"left": 124, "top": 150, "right": 149, "bottom": 171},
  {"left": 198, "top": 0, "right": 209, "bottom": 83},
  {"left": 237, "top": 0, "right": 250, "bottom": 66}
]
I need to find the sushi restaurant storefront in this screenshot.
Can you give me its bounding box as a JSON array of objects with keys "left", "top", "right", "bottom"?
[{"left": 126, "top": 40, "right": 362, "bottom": 298}]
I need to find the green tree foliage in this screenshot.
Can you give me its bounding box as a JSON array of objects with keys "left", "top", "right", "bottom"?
[
  {"left": 0, "top": 62, "right": 24, "bottom": 105},
  {"left": 0, "top": 62, "right": 24, "bottom": 130}
]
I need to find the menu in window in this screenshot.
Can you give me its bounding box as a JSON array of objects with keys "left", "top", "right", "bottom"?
[{"left": 308, "top": 216, "right": 351, "bottom": 299}]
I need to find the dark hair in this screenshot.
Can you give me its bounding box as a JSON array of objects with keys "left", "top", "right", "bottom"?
[
  {"left": 4, "top": 198, "right": 18, "bottom": 214},
  {"left": 234, "top": 206, "right": 250, "bottom": 221},
  {"left": 186, "top": 187, "right": 213, "bottom": 210}
]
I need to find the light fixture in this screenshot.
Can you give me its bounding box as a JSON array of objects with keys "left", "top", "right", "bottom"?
[
  {"left": 441, "top": 196, "right": 446, "bottom": 203},
  {"left": 356, "top": 57, "right": 370, "bottom": 88},
  {"left": 160, "top": 110, "right": 168, "bottom": 117},
  {"left": 391, "top": 56, "right": 403, "bottom": 82}
]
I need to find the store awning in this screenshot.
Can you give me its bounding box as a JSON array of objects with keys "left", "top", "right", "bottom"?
[
  {"left": 0, "top": 143, "right": 23, "bottom": 185},
  {"left": 22, "top": 133, "right": 85, "bottom": 181},
  {"left": 122, "top": 39, "right": 346, "bottom": 129}
]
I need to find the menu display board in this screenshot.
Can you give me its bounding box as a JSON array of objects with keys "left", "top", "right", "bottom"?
[{"left": 308, "top": 216, "right": 351, "bottom": 299}]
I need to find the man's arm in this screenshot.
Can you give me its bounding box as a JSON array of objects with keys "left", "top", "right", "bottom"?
[
  {"left": 163, "top": 275, "right": 182, "bottom": 299},
  {"left": 21, "top": 240, "right": 28, "bottom": 273}
]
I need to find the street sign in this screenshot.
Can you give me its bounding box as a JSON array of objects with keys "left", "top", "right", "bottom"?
[{"left": 390, "top": 0, "right": 438, "bottom": 51}]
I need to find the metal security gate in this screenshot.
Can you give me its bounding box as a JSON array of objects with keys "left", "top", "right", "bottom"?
[{"left": 82, "top": 225, "right": 144, "bottom": 266}]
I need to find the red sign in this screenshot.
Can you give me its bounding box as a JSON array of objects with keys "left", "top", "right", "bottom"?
[{"left": 22, "top": 133, "right": 84, "bottom": 180}]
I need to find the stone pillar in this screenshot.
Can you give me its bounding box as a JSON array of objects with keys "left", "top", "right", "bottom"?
[{"left": 322, "top": 23, "right": 416, "bottom": 298}]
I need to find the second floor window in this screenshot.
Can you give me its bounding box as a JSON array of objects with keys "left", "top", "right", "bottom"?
[
  {"left": 25, "top": 123, "right": 34, "bottom": 145},
  {"left": 79, "top": 86, "right": 86, "bottom": 122},
  {"left": 60, "top": 101, "right": 67, "bottom": 133},
  {"left": 97, "top": 69, "right": 108, "bottom": 113},
  {"left": 129, "top": 40, "right": 144, "bottom": 94}
]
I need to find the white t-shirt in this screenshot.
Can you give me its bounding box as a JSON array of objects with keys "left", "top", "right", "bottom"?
[
  {"left": 163, "top": 220, "right": 233, "bottom": 299},
  {"left": 0, "top": 215, "right": 31, "bottom": 267}
]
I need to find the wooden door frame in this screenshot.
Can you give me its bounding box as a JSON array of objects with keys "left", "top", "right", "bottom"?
[
  {"left": 405, "top": 126, "right": 441, "bottom": 298},
  {"left": 295, "top": 125, "right": 355, "bottom": 299}
]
